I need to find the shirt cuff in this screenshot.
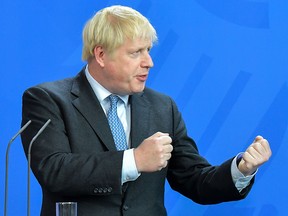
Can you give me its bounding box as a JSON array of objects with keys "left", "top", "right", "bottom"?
[
  {"left": 231, "top": 153, "right": 257, "bottom": 192},
  {"left": 121, "top": 149, "right": 141, "bottom": 184}
]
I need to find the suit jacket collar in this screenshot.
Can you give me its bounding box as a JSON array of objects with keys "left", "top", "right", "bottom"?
[
  {"left": 70, "top": 68, "right": 152, "bottom": 151},
  {"left": 71, "top": 68, "right": 116, "bottom": 151}
]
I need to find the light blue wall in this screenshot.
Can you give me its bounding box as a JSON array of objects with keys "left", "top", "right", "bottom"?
[{"left": 1, "top": 0, "right": 287, "bottom": 215}]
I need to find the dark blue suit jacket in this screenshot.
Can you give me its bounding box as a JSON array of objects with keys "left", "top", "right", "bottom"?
[{"left": 21, "top": 68, "right": 253, "bottom": 216}]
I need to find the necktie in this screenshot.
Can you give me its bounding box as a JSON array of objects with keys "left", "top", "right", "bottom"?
[{"left": 107, "top": 95, "right": 127, "bottom": 150}]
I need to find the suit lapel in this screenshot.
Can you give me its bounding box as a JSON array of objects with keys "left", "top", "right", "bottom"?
[
  {"left": 130, "top": 92, "right": 151, "bottom": 148},
  {"left": 70, "top": 70, "right": 117, "bottom": 151}
]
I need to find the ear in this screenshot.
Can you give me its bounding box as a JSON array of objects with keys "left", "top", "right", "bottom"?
[{"left": 93, "top": 46, "right": 105, "bottom": 67}]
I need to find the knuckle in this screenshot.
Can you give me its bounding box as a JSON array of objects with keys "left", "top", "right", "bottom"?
[
  {"left": 248, "top": 146, "right": 255, "bottom": 152},
  {"left": 254, "top": 142, "right": 261, "bottom": 148},
  {"left": 155, "top": 132, "right": 162, "bottom": 136}
]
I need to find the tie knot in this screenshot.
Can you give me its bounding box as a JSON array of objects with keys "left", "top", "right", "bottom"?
[{"left": 109, "top": 95, "right": 119, "bottom": 106}]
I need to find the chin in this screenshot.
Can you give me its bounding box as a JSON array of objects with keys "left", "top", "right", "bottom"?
[
  {"left": 133, "top": 87, "right": 145, "bottom": 94},
  {"left": 125, "top": 84, "right": 145, "bottom": 95}
]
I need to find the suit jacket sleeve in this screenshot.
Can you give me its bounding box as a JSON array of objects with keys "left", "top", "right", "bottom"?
[
  {"left": 21, "top": 79, "right": 124, "bottom": 197},
  {"left": 165, "top": 96, "right": 254, "bottom": 204}
]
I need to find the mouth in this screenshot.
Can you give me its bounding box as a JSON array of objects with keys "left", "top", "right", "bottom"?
[{"left": 136, "top": 74, "right": 148, "bottom": 82}]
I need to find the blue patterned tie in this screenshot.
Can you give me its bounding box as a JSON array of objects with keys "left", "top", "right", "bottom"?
[{"left": 107, "top": 95, "right": 127, "bottom": 151}]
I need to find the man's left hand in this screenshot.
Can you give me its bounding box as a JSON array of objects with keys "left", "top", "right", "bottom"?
[{"left": 238, "top": 135, "right": 272, "bottom": 176}]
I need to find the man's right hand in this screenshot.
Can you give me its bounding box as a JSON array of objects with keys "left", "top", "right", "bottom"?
[{"left": 134, "top": 132, "right": 173, "bottom": 172}]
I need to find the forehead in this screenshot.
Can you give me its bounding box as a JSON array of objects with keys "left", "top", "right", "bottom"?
[{"left": 120, "top": 37, "right": 152, "bottom": 49}]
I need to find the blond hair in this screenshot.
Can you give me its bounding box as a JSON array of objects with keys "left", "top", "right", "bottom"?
[{"left": 82, "top": 5, "right": 158, "bottom": 61}]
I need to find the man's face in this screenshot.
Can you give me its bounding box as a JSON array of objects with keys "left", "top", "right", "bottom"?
[{"left": 101, "top": 37, "right": 154, "bottom": 95}]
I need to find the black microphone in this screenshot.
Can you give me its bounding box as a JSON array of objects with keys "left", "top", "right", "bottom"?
[
  {"left": 27, "top": 119, "right": 51, "bottom": 216},
  {"left": 4, "top": 120, "right": 32, "bottom": 216}
]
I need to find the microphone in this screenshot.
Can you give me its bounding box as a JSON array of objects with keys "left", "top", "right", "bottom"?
[
  {"left": 4, "top": 120, "right": 32, "bottom": 216},
  {"left": 27, "top": 119, "right": 51, "bottom": 216}
]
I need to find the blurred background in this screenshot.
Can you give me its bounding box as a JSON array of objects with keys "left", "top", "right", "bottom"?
[{"left": 1, "top": 0, "right": 287, "bottom": 215}]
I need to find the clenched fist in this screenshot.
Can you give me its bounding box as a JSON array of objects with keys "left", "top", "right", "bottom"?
[
  {"left": 238, "top": 135, "right": 272, "bottom": 176},
  {"left": 134, "top": 132, "right": 173, "bottom": 172}
]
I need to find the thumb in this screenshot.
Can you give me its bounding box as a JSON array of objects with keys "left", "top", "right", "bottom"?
[{"left": 254, "top": 135, "right": 263, "bottom": 142}]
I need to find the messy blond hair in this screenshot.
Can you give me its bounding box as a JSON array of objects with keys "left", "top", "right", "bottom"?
[{"left": 82, "top": 5, "right": 158, "bottom": 61}]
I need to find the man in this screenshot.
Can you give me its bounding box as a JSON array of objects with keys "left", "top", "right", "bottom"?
[{"left": 21, "top": 5, "right": 272, "bottom": 216}]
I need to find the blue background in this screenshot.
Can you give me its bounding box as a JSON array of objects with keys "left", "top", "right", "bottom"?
[{"left": 1, "top": 0, "right": 287, "bottom": 215}]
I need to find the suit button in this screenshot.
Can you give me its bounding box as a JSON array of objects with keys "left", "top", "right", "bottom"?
[
  {"left": 103, "top": 187, "right": 108, "bottom": 193},
  {"left": 123, "top": 205, "right": 129, "bottom": 211},
  {"left": 93, "top": 188, "right": 99, "bottom": 194},
  {"left": 98, "top": 188, "right": 103, "bottom": 193}
]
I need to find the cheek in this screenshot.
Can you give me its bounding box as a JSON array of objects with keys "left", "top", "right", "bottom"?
[
  {"left": 121, "top": 65, "right": 138, "bottom": 81},
  {"left": 109, "top": 59, "right": 140, "bottom": 83}
]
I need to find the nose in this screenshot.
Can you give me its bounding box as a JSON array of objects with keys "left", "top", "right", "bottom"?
[{"left": 141, "top": 52, "right": 154, "bottom": 68}]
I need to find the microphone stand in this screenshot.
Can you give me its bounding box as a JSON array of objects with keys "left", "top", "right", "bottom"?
[
  {"left": 4, "top": 120, "right": 32, "bottom": 216},
  {"left": 27, "top": 119, "right": 51, "bottom": 216}
]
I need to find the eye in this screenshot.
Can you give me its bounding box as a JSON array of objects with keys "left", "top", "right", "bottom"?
[
  {"left": 135, "top": 50, "right": 141, "bottom": 54},
  {"left": 130, "top": 50, "right": 141, "bottom": 57}
]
